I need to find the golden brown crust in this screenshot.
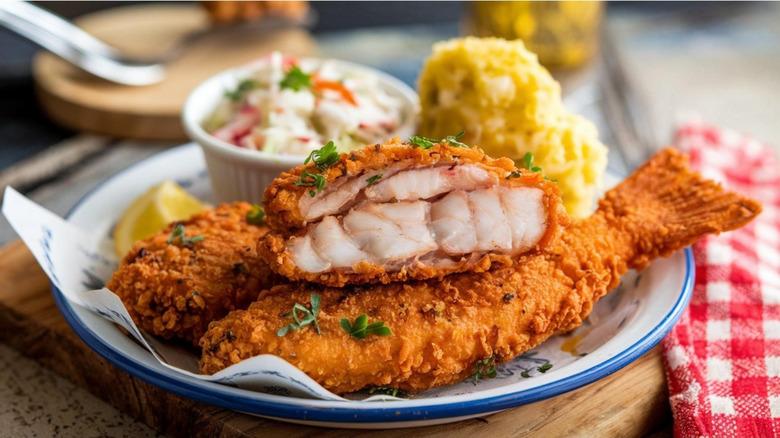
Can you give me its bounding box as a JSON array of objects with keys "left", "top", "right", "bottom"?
[
  {"left": 200, "top": 148, "right": 761, "bottom": 393},
  {"left": 259, "top": 138, "right": 569, "bottom": 286},
  {"left": 106, "top": 203, "right": 279, "bottom": 347}
]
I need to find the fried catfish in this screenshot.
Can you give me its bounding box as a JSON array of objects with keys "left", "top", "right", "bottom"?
[
  {"left": 200, "top": 149, "right": 760, "bottom": 393},
  {"left": 107, "top": 203, "right": 277, "bottom": 347}
]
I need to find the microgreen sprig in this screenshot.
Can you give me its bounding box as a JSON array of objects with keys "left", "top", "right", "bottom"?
[
  {"left": 471, "top": 356, "right": 497, "bottom": 385},
  {"left": 507, "top": 152, "right": 556, "bottom": 182},
  {"left": 166, "top": 224, "right": 204, "bottom": 245},
  {"left": 294, "top": 170, "right": 327, "bottom": 197},
  {"left": 246, "top": 204, "right": 265, "bottom": 224},
  {"left": 277, "top": 293, "right": 322, "bottom": 337},
  {"left": 280, "top": 65, "right": 312, "bottom": 91},
  {"left": 304, "top": 141, "right": 340, "bottom": 171},
  {"left": 340, "top": 314, "right": 391, "bottom": 339},
  {"left": 409, "top": 131, "right": 469, "bottom": 149},
  {"left": 366, "top": 174, "right": 383, "bottom": 187}
]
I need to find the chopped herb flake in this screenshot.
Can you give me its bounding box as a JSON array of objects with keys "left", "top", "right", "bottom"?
[
  {"left": 471, "top": 356, "right": 497, "bottom": 385},
  {"left": 517, "top": 152, "right": 557, "bottom": 182},
  {"left": 408, "top": 135, "right": 437, "bottom": 149},
  {"left": 340, "top": 314, "right": 391, "bottom": 339},
  {"left": 369, "top": 386, "right": 407, "bottom": 398},
  {"left": 444, "top": 131, "right": 468, "bottom": 148},
  {"left": 277, "top": 293, "right": 322, "bottom": 337},
  {"left": 166, "top": 224, "right": 204, "bottom": 245},
  {"left": 304, "top": 141, "right": 340, "bottom": 171},
  {"left": 294, "top": 170, "right": 327, "bottom": 196},
  {"left": 280, "top": 65, "right": 312, "bottom": 91},
  {"left": 409, "top": 131, "right": 470, "bottom": 149},
  {"left": 366, "top": 174, "right": 383, "bottom": 187},
  {"left": 225, "top": 79, "right": 260, "bottom": 101},
  {"left": 246, "top": 204, "right": 265, "bottom": 224}
]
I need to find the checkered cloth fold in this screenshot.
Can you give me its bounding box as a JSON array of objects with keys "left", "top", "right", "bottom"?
[{"left": 662, "top": 121, "right": 780, "bottom": 437}]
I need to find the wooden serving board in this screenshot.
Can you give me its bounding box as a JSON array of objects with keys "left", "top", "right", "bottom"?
[
  {"left": 0, "top": 240, "right": 673, "bottom": 437},
  {"left": 33, "top": 4, "right": 315, "bottom": 141}
]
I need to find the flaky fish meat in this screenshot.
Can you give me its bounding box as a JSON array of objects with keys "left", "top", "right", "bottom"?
[{"left": 260, "top": 138, "right": 569, "bottom": 286}]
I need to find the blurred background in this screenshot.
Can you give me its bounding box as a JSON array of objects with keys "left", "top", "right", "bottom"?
[{"left": 0, "top": 2, "right": 778, "bottom": 436}]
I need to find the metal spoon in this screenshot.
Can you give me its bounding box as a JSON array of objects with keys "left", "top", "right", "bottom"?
[{"left": 0, "top": 1, "right": 166, "bottom": 86}]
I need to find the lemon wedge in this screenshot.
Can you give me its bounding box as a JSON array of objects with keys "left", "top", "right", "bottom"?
[{"left": 113, "top": 181, "right": 207, "bottom": 257}]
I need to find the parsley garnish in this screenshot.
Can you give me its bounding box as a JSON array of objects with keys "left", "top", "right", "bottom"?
[
  {"left": 280, "top": 65, "right": 312, "bottom": 91},
  {"left": 409, "top": 131, "right": 469, "bottom": 149},
  {"left": 471, "top": 356, "right": 497, "bottom": 385},
  {"left": 225, "top": 79, "right": 260, "bottom": 101},
  {"left": 304, "top": 141, "right": 340, "bottom": 171},
  {"left": 444, "top": 131, "right": 468, "bottom": 148},
  {"left": 366, "top": 174, "right": 383, "bottom": 187},
  {"left": 408, "top": 135, "right": 437, "bottom": 149},
  {"left": 246, "top": 204, "right": 265, "bottom": 224},
  {"left": 523, "top": 152, "right": 543, "bottom": 173},
  {"left": 369, "top": 386, "right": 407, "bottom": 398},
  {"left": 294, "top": 170, "right": 327, "bottom": 197},
  {"left": 515, "top": 152, "right": 557, "bottom": 182},
  {"left": 277, "top": 293, "right": 321, "bottom": 337},
  {"left": 166, "top": 224, "right": 204, "bottom": 245},
  {"left": 340, "top": 314, "right": 391, "bottom": 339}
]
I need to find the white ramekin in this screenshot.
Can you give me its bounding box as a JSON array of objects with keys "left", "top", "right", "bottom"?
[{"left": 182, "top": 59, "right": 419, "bottom": 204}]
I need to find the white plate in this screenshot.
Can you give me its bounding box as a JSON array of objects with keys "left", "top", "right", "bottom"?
[{"left": 54, "top": 143, "right": 693, "bottom": 428}]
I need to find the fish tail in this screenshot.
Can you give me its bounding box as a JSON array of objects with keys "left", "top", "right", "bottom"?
[{"left": 599, "top": 147, "right": 761, "bottom": 270}]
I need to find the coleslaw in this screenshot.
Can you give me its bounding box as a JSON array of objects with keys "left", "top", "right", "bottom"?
[{"left": 203, "top": 52, "right": 405, "bottom": 156}]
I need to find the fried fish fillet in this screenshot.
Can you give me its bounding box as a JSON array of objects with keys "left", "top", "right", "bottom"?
[
  {"left": 199, "top": 149, "right": 760, "bottom": 393},
  {"left": 259, "top": 138, "right": 569, "bottom": 286},
  {"left": 107, "top": 203, "right": 276, "bottom": 347}
]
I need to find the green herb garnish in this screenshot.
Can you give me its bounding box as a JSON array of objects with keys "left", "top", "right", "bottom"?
[
  {"left": 294, "top": 170, "right": 327, "bottom": 197},
  {"left": 471, "top": 356, "right": 497, "bottom": 385},
  {"left": 304, "top": 141, "right": 340, "bottom": 171},
  {"left": 280, "top": 65, "right": 312, "bottom": 91},
  {"left": 225, "top": 79, "right": 260, "bottom": 101},
  {"left": 523, "top": 152, "right": 543, "bottom": 173},
  {"left": 366, "top": 174, "right": 383, "bottom": 187},
  {"left": 516, "top": 152, "right": 557, "bottom": 182},
  {"left": 369, "top": 386, "right": 407, "bottom": 398},
  {"left": 538, "top": 363, "right": 553, "bottom": 373},
  {"left": 340, "top": 314, "right": 391, "bottom": 339},
  {"left": 444, "top": 131, "right": 468, "bottom": 148},
  {"left": 166, "top": 224, "right": 204, "bottom": 245},
  {"left": 507, "top": 153, "right": 557, "bottom": 181},
  {"left": 409, "top": 131, "right": 469, "bottom": 149},
  {"left": 409, "top": 135, "right": 437, "bottom": 149},
  {"left": 246, "top": 204, "right": 265, "bottom": 224},
  {"left": 277, "top": 293, "right": 322, "bottom": 337}
]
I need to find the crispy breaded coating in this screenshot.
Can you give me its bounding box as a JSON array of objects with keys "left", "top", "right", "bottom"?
[
  {"left": 107, "top": 203, "right": 277, "bottom": 347},
  {"left": 259, "top": 138, "right": 569, "bottom": 286},
  {"left": 199, "top": 149, "right": 760, "bottom": 393}
]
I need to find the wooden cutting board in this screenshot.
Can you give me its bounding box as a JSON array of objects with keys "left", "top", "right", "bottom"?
[
  {"left": 32, "top": 4, "right": 315, "bottom": 141},
  {"left": 0, "top": 239, "right": 673, "bottom": 437}
]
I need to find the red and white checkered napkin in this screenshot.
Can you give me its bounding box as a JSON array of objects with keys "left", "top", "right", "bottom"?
[{"left": 662, "top": 120, "right": 780, "bottom": 437}]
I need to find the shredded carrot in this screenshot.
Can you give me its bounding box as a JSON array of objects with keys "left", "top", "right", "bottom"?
[{"left": 314, "top": 80, "right": 358, "bottom": 106}]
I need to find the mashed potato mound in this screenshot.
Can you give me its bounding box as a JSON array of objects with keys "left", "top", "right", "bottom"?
[{"left": 418, "top": 37, "right": 608, "bottom": 218}]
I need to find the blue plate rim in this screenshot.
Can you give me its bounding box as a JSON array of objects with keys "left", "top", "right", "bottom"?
[{"left": 51, "top": 143, "right": 694, "bottom": 423}]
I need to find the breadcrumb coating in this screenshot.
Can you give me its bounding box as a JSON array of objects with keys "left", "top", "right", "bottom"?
[{"left": 106, "top": 203, "right": 277, "bottom": 347}]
